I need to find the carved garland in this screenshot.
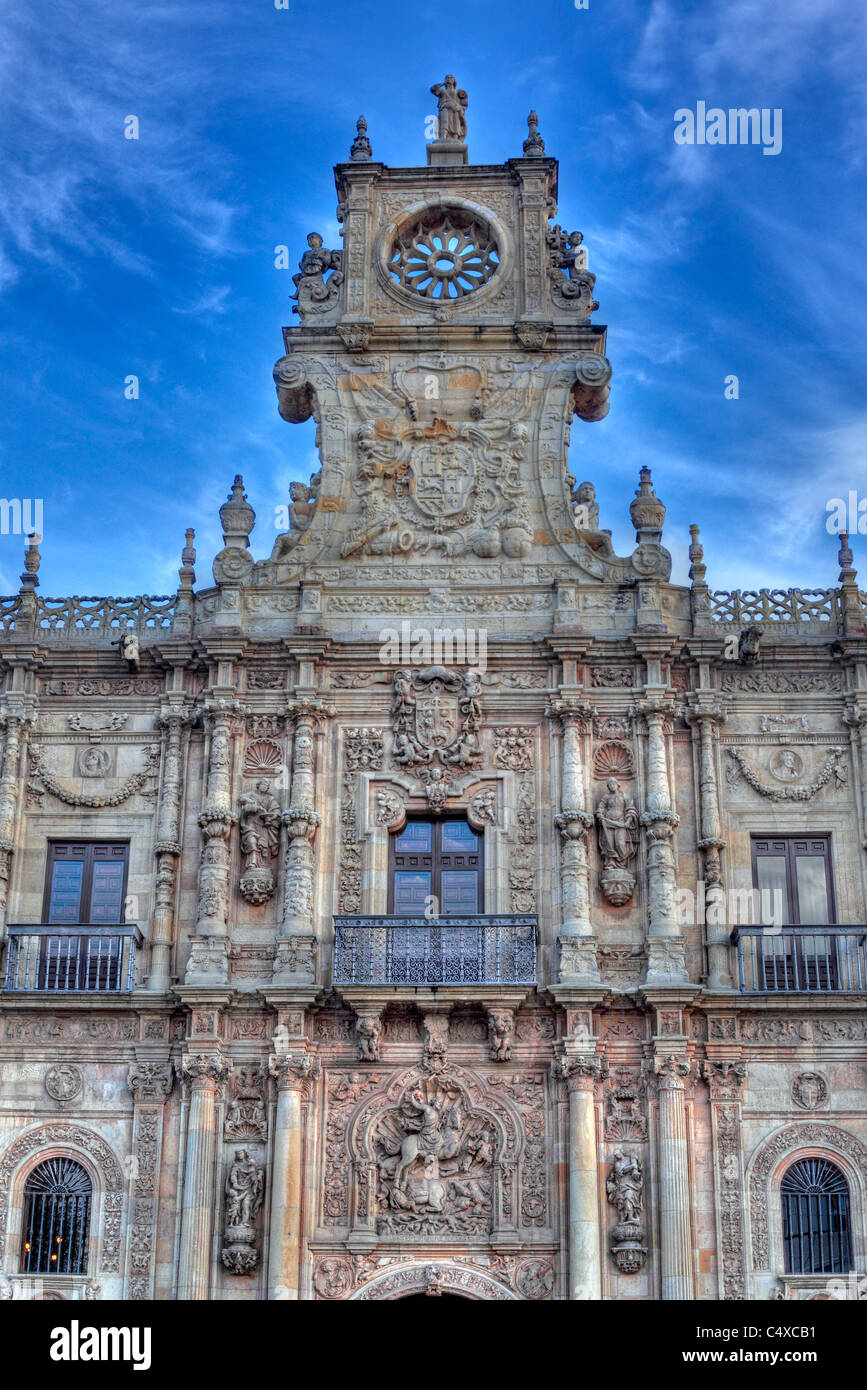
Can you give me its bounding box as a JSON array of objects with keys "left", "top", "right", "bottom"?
[
  {"left": 28, "top": 744, "right": 160, "bottom": 808},
  {"left": 749, "top": 1123, "right": 867, "bottom": 1270},
  {"left": 0, "top": 1124, "right": 124, "bottom": 1271},
  {"left": 726, "top": 746, "right": 846, "bottom": 802}
]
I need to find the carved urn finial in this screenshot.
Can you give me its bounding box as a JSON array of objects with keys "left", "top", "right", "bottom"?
[
  {"left": 523, "top": 110, "right": 545, "bottom": 157},
  {"left": 350, "top": 115, "right": 372, "bottom": 162},
  {"left": 219, "top": 475, "right": 255, "bottom": 550},
  {"left": 688, "top": 523, "right": 706, "bottom": 585},
  {"left": 629, "top": 466, "right": 666, "bottom": 540},
  {"left": 179, "top": 528, "right": 196, "bottom": 584},
  {"left": 19, "top": 532, "right": 41, "bottom": 591}
]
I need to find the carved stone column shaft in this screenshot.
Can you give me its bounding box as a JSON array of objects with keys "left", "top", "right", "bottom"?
[
  {"left": 0, "top": 711, "right": 30, "bottom": 939},
  {"left": 268, "top": 1053, "right": 312, "bottom": 1299},
  {"left": 149, "top": 711, "right": 193, "bottom": 991},
  {"left": 655, "top": 1057, "right": 694, "bottom": 1300},
  {"left": 689, "top": 706, "right": 732, "bottom": 990},
  {"left": 177, "top": 1055, "right": 229, "bottom": 1299},
  {"left": 188, "top": 704, "right": 239, "bottom": 985},
  {"left": 561, "top": 1056, "right": 603, "bottom": 1300}
]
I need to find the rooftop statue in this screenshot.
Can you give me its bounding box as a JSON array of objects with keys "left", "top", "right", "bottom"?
[{"left": 430, "top": 74, "right": 468, "bottom": 142}]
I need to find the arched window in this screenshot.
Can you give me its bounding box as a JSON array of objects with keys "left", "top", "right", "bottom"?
[
  {"left": 20, "top": 1158, "right": 92, "bottom": 1275},
  {"left": 781, "top": 1158, "right": 852, "bottom": 1274}
]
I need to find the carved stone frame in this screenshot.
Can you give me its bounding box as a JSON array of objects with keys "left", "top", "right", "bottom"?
[
  {"left": 348, "top": 1260, "right": 520, "bottom": 1300},
  {"left": 746, "top": 1123, "right": 867, "bottom": 1297},
  {"left": 0, "top": 1124, "right": 126, "bottom": 1283}
]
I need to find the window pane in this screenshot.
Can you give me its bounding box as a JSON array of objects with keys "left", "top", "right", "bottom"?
[
  {"left": 395, "top": 823, "right": 432, "bottom": 853},
  {"left": 89, "top": 862, "right": 125, "bottom": 924},
  {"left": 794, "top": 856, "right": 830, "bottom": 925},
  {"left": 755, "top": 855, "right": 789, "bottom": 925},
  {"left": 440, "top": 821, "right": 477, "bottom": 853},
  {"left": 48, "top": 861, "right": 84, "bottom": 924},
  {"left": 441, "top": 871, "right": 478, "bottom": 915},
  {"left": 393, "top": 871, "right": 431, "bottom": 916}
]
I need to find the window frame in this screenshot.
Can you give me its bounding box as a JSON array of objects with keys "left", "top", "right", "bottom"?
[
  {"left": 42, "top": 841, "right": 130, "bottom": 926},
  {"left": 387, "top": 816, "right": 484, "bottom": 915},
  {"left": 19, "top": 1156, "right": 93, "bottom": 1277},
  {"left": 781, "top": 1157, "right": 853, "bottom": 1275},
  {"left": 750, "top": 834, "right": 836, "bottom": 926}
]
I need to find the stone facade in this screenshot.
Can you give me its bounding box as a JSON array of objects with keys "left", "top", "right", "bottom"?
[{"left": 0, "top": 85, "right": 866, "bottom": 1302}]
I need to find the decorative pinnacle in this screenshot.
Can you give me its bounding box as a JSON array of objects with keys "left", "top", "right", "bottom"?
[
  {"left": 219, "top": 475, "right": 255, "bottom": 550},
  {"left": 20, "top": 532, "right": 41, "bottom": 591},
  {"left": 179, "top": 527, "right": 196, "bottom": 588},
  {"left": 688, "top": 523, "right": 706, "bottom": 585},
  {"left": 350, "top": 115, "right": 372, "bottom": 162},
  {"left": 838, "top": 530, "right": 857, "bottom": 584},
  {"left": 523, "top": 110, "right": 545, "bottom": 157}
]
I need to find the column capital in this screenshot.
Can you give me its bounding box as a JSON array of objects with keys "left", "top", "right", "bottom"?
[
  {"left": 286, "top": 696, "right": 335, "bottom": 728},
  {"left": 684, "top": 698, "right": 727, "bottom": 727},
  {"left": 179, "top": 1052, "right": 231, "bottom": 1090},
  {"left": 269, "top": 1051, "right": 314, "bottom": 1092},
  {"left": 128, "top": 1062, "right": 174, "bottom": 1103},
  {"left": 654, "top": 1053, "right": 692, "bottom": 1090},
  {"left": 559, "top": 1053, "right": 604, "bottom": 1092},
  {"left": 546, "top": 698, "right": 597, "bottom": 732},
  {"left": 702, "top": 1058, "right": 747, "bottom": 1100}
]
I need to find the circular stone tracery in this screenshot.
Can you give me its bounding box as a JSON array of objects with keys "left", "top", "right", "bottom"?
[{"left": 389, "top": 209, "right": 500, "bottom": 300}]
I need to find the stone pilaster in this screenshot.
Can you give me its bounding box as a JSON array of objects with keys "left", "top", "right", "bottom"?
[
  {"left": 176, "top": 1053, "right": 231, "bottom": 1300},
  {"left": 636, "top": 699, "right": 686, "bottom": 983},
  {"left": 548, "top": 699, "right": 599, "bottom": 983},
  {"left": 686, "top": 699, "right": 733, "bottom": 990},
  {"left": 843, "top": 701, "right": 867, "bottom": 849},
  {"left": 654, "top": 1053, "right": 694, "bottom": 1299},
  {"left": 273, "top": 698, "right": 333, "bottom": 983},
  {"left": 186, "top": 700, "right": 240, "bottom": 985},
  {"left": 125, "top": 1062, "right": 174, "bottom": 1300},
  {"left": 703, "top": 1058, "right": 747, "bottom": 1300},
  {"left": 0, "top": 702, "right": 34, "bottom": 943},
  {"left": 267, "top": 1051, "right": 313, "bottom": 1299},
  {"left": 559, "top": 1052, "right": 604, "bottom": 1299},
  {"left": 149, "top": 704, "right": 196, "bottom": 991}
]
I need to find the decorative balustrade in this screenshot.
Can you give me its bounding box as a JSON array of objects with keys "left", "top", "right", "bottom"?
[
  {"left": 33, "top": 595, "right": 176, "bottom": 639},
  {"left": 333, "top": 915, "right": 537, "bottom": 987},
  {"left": 710, "top": 588, "right": 839, "bottom": 628},
  {"left": 732, "top": 925, "right": 867, "bottom": 994},
  {"left": 3, "top": 924, "right": 142, "bottom": 993}
]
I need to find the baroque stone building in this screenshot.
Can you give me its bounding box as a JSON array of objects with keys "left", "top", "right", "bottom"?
[{"left": 1, "top": 82, "right": 866, "bottom": 1303}]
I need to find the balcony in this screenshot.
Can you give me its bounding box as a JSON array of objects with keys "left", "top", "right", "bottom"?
[
  {"left": 2, "top": 925, "right": 142, "bottom": 994},
  {"left": 332, "top": 915, "right": 537, "bottom": 987},
  {"left": 732, "top": 925, "right": 867, "bottom": 994}
]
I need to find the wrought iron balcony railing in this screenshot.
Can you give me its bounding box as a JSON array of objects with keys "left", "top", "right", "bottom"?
[
  {"left": 333, "top": 915, "right": 537, "bottom": 987},
  {"left": 732, "top": 925, "right": 867, "bottom": 994},
  {"left": 3, "top": 925, "right": 142, "bottom": 994}
]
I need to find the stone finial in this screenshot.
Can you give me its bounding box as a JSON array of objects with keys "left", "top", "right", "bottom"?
[
  {"left": 523, "top": 110, "right": 545, "bottom": 157},
  {"left": 837, "top": 531, "right": 866, "bottom": 633},
  {"left": 179, "top": 528, "right": 196, "bottom": 586},
  {"left": 19, "top": 532, "right": 41, "bottom": 591},
  {"left": 688, "top": 523, "right": 706, "bottom": 584},
  {"left": 350, "top": 115, "right": 372, "bottom": 162},
  {"left": 219, "top": 475, "right": 255, "bottom": 550},
  {"left": 629, "top": 467, "right": 666, "bottom": 541}
]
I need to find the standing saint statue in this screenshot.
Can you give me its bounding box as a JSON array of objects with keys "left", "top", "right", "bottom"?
[
  {"left": 606, "top": 1149, "right": 644, "bottom": 1225},
  {"left": 225, "top": 1148, "right": 265, "bottom": 1228},
  {"left": 238, "top": 779, "right": 281, "bottom": 871},
  {"left": 430, "top": 75, "right": 468, "bottom": 142}
]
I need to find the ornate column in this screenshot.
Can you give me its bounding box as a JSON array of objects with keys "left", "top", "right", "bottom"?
[
  {"left": 186, "top": 700, "right": 240, "bottom": 985},
  {"left": 176, "top": 1053, "right": 231, "bottom": 1300},
  {"left": 703, "top": 1057, "right": 747, "bottom": 1300},
  {"left": 636, "top": 699, "right": 685, "bottom": 983},
  {"left": 125, "top": 1062, "right": 174, "bottom": 1300},
  {"left": 559, "top": 1053, "right": 604, "bottom": 1299},
  {"left": 149, "top": 704, "right": 196, "bottom": 991},
  {"left": 548, "top": 699, "right": 599, "bottom": 983},
  {"left": 0, "top": 702, "right": 34, "bottom": 943},
  {"left": 267, "top": 1051, "right": 313, "bottom": 1299},
  {"left": 686, "top": 699, "right": 733, "bottom": 990},
  {"left": 654, "top": 1053, "right": 694, "bottom": 1299},
  {"left": 273, "top": 698, "right": 333, "bottom": 984},
  {"left": 843, "top": 701, "right": 867, "bottom": 849}
]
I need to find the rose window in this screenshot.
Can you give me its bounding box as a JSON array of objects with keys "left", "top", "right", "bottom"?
[{"left": 389, "top": 210, "right": 500, "bottom": 300}]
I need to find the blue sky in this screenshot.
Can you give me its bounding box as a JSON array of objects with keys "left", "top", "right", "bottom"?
[{"left": 1, "top": 0, "right": 865, "bottom": 599}]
